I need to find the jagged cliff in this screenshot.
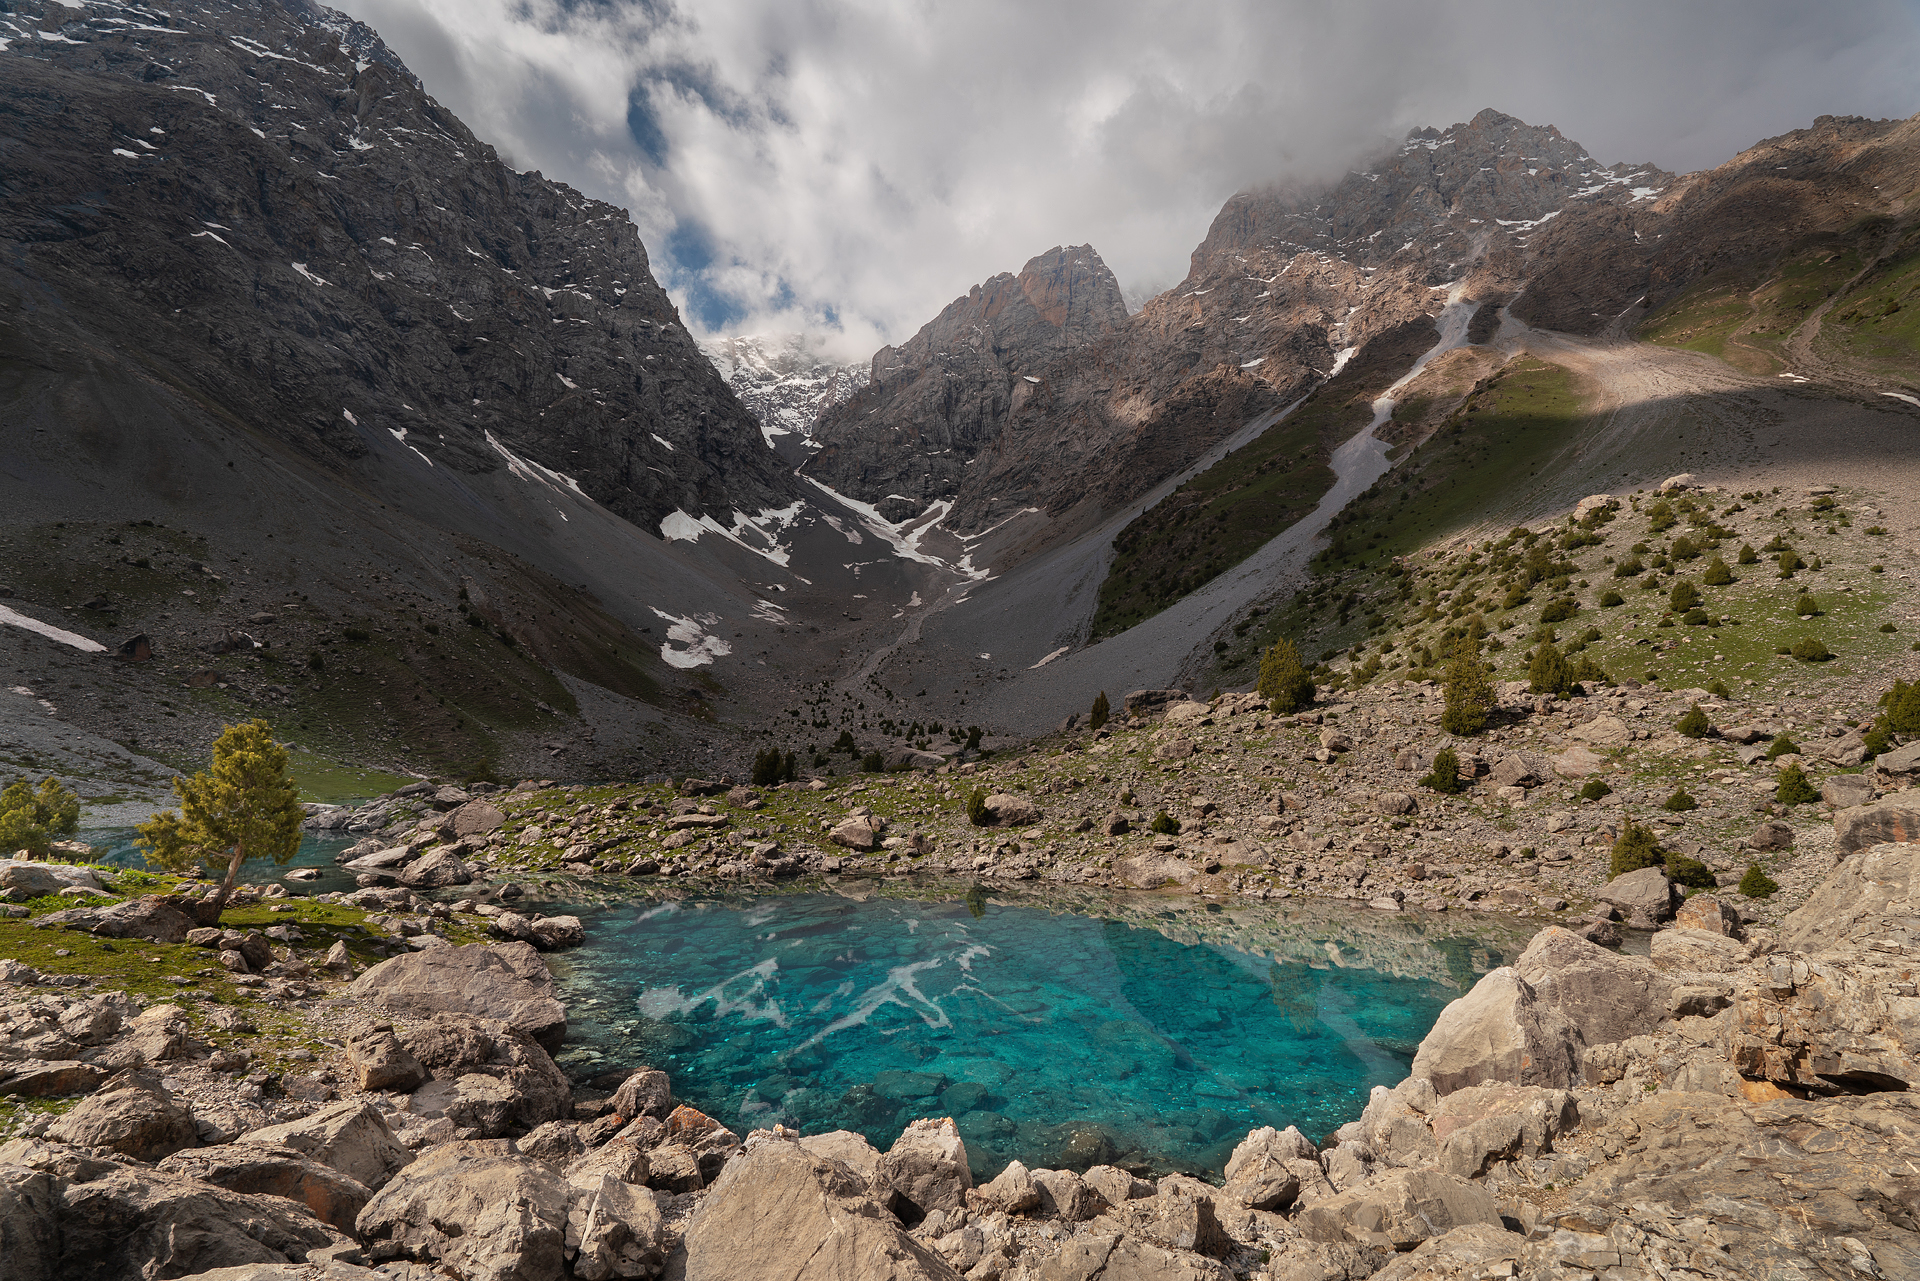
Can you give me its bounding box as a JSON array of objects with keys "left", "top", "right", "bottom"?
[
  {"left": 0, "top": 0, "right": 793, "bottom": 529},
  {"left": 802, "top": 244, "right": 1128, "bottom": 521},
  {"left": 701, "top": 334, "right": 869, "bottom": 465}
]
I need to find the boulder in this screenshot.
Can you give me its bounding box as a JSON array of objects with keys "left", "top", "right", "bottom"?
[
  {"left": 798, "top": 1130, "right": 882, "bottom": 1181},
  {"left": 157, "top": 1143, "right": 374, "bottom": 1234},
  {"left": 529, "top": 915, "right": 585, "bottom": 951},
  {"left": 683, "top": 1133, "right": 959, "bottom": 1281},
  {"left": 1164, "top": 701, "right": 1210, "bottom": 725},
  {"left": 1594, "top": 865, "right": 1678, "bottom": 926},
  {"left": 1513, "top": 926, "right": 1676, "bottom": 1049},
  {"left": 972, "top": 1159, "right": 1040, "bottom": 1214},
  {"left": 658, "top": 1104, "right": 741, "bottom": 1183},
  {"left": 1749, "top": 820, "right": 1796, "bottom": 852},
  {"left": 1781, "top": 840, "right": 1920, "bottom": 951},
  {"left": 829, "top": 813, "right": 888, "bottom": 851},
  {"left": 347, "top": 942, "right": 567, "bottom": 1052},
  {"left": 1428, "top": 1084, "right": 1578, "bottom": 1179},
  {"left": 1657, "top": 473, "right": 1696, "bottom": 493},
  {"left": 450, "top": 799, "right": 508, "bottom": 837},
  {"left": 1489, "top": 754, "right": 1547, "bottom": 788},
  {"left": 1123, "top": 690, "right": 1195, "bottom": 718},
  {"left": 567, "top": 1173, "right": 666, "bottom": 1280},
  {"left": 1552, "top": 745, "right": 1607, "bottom": 778},
  {"left": 399, "top": 847, "right": 473, "bottom": 888},
  {"left": 343, "top": 846, "right": 417, "bottom": 871},
  {"left": 563, "top": 1139, "right": 650, "bottom": 1190},
  {"left": 1113, "top": 852, "right": 1198, "bottom": 889},
  {"left": 1730, "top": 954, "right": 1920, "bottom": 1093},
  {"left": 1573, "top": 494, "right": 1617, "bottom": 519},
  {"left": 1152, "top": 738, "right": 1196, "bottom": 762},
  {"left": 884, "top": 748, "right": 946, "bottom": 772},
  {"left": 46, "top": 1070, "right": 198, "bottom": 1160},
  {"left": 1877, "top": 741, "right": 1920, "bottom": 774},
  {"left": 1649, "top": 927, "right": 1747, "bottom": 974},
  {"left": 0, "top": 860, "right": 102, "bottom": 897},
  {"left": 1081, "top": 1165, "right": 1154, "bottom": 1207},
  {"left": 1570, "top": 716, "right": 1631, "bottom": 749},
  {"left": 1295, "top": 1169, "right": 1502, "bottom": 1253},
  {"left": 1149, "top": 1178, "right": 1230, "bottom": 1255},
  {"left": 344, "top": 1025, "right": 428, "bottom": 1093},
  {"left": 1834, "top": 793, "right": 1920, "bottom": 858},
  {"left": 1407, "top": 969, "right": 1581, "bottom": 1095},
  {"left": 356, "top": 1142, "right": 570, "bottom": 1281},
  {"left": 1674, "top": 893, "right": 1741, "bottom": 937},
  {"left": 1319, "top": 729, "right": 1354, "bottom": 754},
  {"left": 983, "top": 794, "right": 1042, "bottom": 826},
  {"left": 1820, "top": 774, "right": 1875, "bottom": 809},
  {"left": 0, "top": 1166, "right": 60, "bottom": 1281},
  {"left": 871, "top": 1117, "right": 972, "bottom": 1223},
  {"left": 1036, "top": 1232, "right": 1232, "bottom": 1281},
  {"left": 1221, "top": 1125, "right": 1316, "bottom": 1210},
  {"left": 1374, "top": 792, "right": 1416, "bottom": 817},
  {"left": 608, "top": 1068, "right": 673, "bottom": 1121},
  {"left": 56, "top": 1169, "right": 351, "bottom": 1279},
  {"left": 49, "top": 894, "right": 201, "bottom": 943},
  {"left": 1031, "top": 1167, "right": 1107, "bottom": 1223},
  {"left": 0, "top": 1059, "right": 105, "bottom": 1097},
  {"left": 397, "top": 1014, "right": 573, "bottom": 1139},
  {"left": 241, "top": 1100, "right": 415, "bottom": 1192}
]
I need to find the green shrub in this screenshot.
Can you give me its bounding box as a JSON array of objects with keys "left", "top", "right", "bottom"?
[
  {"left": 1421, "top": 747, "right": 1464, "bottom": 794},
  {"left": 1702, "top": 556, "right": 1734, "bottom": 586},
  {"left": 1670, "top": 535, "right": 1700, "bottom": 561},
  {"left": 1790, "top": 637, "right": 1833, "bottom": 662},
  {"left": 751, "top": 748, "right": 784, "bottom": 786},
  {"left": 860, "top": 751, "right": 886, "bottom": 773},
  {"left": 1613, "top": 558, "right": 1643, "bottom": 578},
  {"left": 1579, "top": 778, "right": 1612, "bottom": 801},
  {"left": 1881, "top": 680, "right": 1920, "bottom": 733},
  {"left": 965, "top": 726, "right": 983, "bottom": 752},
  {"left": 1571, "top": 655, "right": 1611, "bottom": 688},
  {"left": 1646, "top": 500, "right": 1676, "bottom": 532},
  {"left": 1777, "top": 549, "right": 1802, "bottom": 577},
  {"left": 1088, "top": 690, "right": 1110, "bottom": 731},
  {"left": 1737, "top": 543, "right": 1759, "bottom": 564},
  {"left": 1149, "top": 809, "right": 1179, "bottom": 835},
  {"left": 343, "top": 627, "right": 371, "bottom": 643},
  {"left": 834, "top": 730, "right": 859, "bottom": 755},
  {"left": 1663, "top": 788, "right": 1698, "bottom": 811},
  {"left": 1708, "top": 679, "right": 1731, "bottom": 698},
  {"left": 1776, "top": 763, "right": 1819, "bottom": 805},
  {"left": 1682, "top": 608, "right": 1709, "bottom": 626},
  {"left": 966, "top": 788, "right": 990, "bottom": 826},
  {"left": 306, "top": 651, "right": 325, "bottom": 672},
  {"left": 1440, "top": 654, "right": 1494, "bottom": 736},
  {"left": 1540, "top": 598, "right": 1578, "bottom": 624},
  {"left": 1793, "top": 593, "right": 1821, "bottom": 617},
  {"left": 1675, "top": 704, "right": 1710, "bottom": 738},
  {"left": 1610, "top": 820, "right": 1665, "bottom": 879},
  {"left": 1669, "top": 580, "right": 1701, "bottom": 612},
  {"left": 0, "top": 776, "right": 80, "bottom": 860},
  {"left": 1665, "top": 853, "right": 1716, "bottom": 889},
  {"left": 1765, "top": 734, "right": 1799, "bottom": 759},
  {"left": 1738, "top": 865, "right": 1780, "bottom": 898},
  {"left": 1258, "top": 639, "right": 1315, "bottom": 714},
  {"left": 1599, "top": 590, "right": 1624, "bottom": 607},
  {"left": 1528, "top": 641, "right": 1574, "bottom": 697}
]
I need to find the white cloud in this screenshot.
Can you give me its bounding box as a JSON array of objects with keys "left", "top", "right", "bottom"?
[{"left": 335, "top": 0, "right": 1920, "bottom": 355}]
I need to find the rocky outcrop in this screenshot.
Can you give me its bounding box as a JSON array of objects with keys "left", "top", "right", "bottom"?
[
  {"left": 356, "top": 1142, "right": 571, "bottom": 1281},
  {"left": 1833, "top": 794, "right": 1920, "bottom": 859},
  {"left": 396, "top": 1014, "right": 574, "bottom": 1139},
  {"left": 45, "top": 1070, "right": 198, "bottom": 1161},
  {"left": 683, "top": 1132, "right": 960, "bottom": 1281},
  {"left": 805, "top": 245, "right": 1127, "bottom": 515},
  {"left": 347, "top": 943, "right": 567, "bottom": 1052},
  {"left": 1295, "top": 1168, "right": 1503, "bottom": 1253},
  {"left": 240, "top": 1100, "right": 415, "bottom": 1193},
  {"left": 156, "top": 1144, "right": 374, "bottom": 1234},
  {"left": 1407, "top": 969, "right": 1581, "bottom": 1094},
  {"left": 871, "top": 1117, "right": 973, "bottom": 1223},
  {"left": 56, "top": 1167, "right": 351, "bottom": 1279},
  {"left": 1782, "top": 839, "right": 1920, "bottom": 950}
]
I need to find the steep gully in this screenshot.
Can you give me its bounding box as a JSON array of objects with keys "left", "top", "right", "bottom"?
[{"left": 835, "top": 285, "right": 1481, "bottom": 719}]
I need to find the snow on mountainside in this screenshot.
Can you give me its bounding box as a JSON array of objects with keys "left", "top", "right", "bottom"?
[{"left": 702, "top": 334, "right": 869, "bottom": 459}]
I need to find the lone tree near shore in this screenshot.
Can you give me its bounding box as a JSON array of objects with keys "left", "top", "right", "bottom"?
[
  {"left": 0, "top": 776, "right": 81, "bottom": 860},
  {"left": 136, "top": 720, "right": 303, "bottom": 915}
]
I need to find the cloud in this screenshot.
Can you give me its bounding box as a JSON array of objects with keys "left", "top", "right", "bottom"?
[{"left": 334, "top": 0, "right": 1920, "bottom": 358}]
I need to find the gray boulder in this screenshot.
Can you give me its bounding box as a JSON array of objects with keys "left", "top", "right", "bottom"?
[
  {"left": 399, "top": 847, "right": 473, "bottom": 888},
  {"left": 1877, "top": 741, "right": 1920, "bottom": 773},
  {"left": 1124, "top": 690, "right": 1195, "bottom": 718},
  {"left": 1036, "top": 1232, "right": 1232, "bottom": 1280},
  {"left": 156, "top": 1143, "right": 373, "bottom": 1234},
  {"left": 344, "top": 1024, "right": 427, "bottom": 1093},
  {"left": 347, "top": 942, "right": 567, "bottom": 1052},
  {"left": 566, "top": 1173, "right": 665, "bottom": 1280},
  {"left": 0, "top": 1165, "right": 60, "bottom": 1281},
  {"left": 1835, "top": 793, "right": 1920, "bottom": 858},
  {"left": 56, "top": 1168, "right": 350, "bottom": 1279},
  {"left": 972, "top": 1159, "right": 1040, "bottom": 1214},
  {"left": 683, "top": 1134, "right": 959, "bottom": 1281},
  {"left": 356, "top": 1142, "right": 570, "bottom": 1281},
  {"left": 982, "top": 794, "right": 1042, "bottom": 826},
  {"left": 1594, "top": 865, "right": 1678, "bottom": 926},
  {"left": 1221, "top": 1125, "right": 1316, "bottom": 1210},
  {"left": 1821, "top": 774, "right": 1875, "bottom": 809},
  {"left": 0, "top": 1060, "right": 105, "bottom": 1098},
  {"left": 1428, "top": 1084, "right": 1579, "bottom": 1179},
  {"left": 1407, "top": 969, "right": 1581, "bottom": 1095},
  {"left": 0, "top": 860, "right": 102, "bottom": 897},
  {"left": 1783, "top": 840, "right": 1920, "bottom": 951},
  {"left": 1513, "top": 926, "right": 1675, "bottom": 1050},
  {"left": 1031, "top": 1167, "right": 1107, "bottom": 1223},
  {"left": 608, "top": 1068, "right": 673, "bottom": 1121},
  {"left": 450, "top": 799, "right": 508, "bottom": 837},
  {"left": 46, "top": 1070, "right": 198, "bottom": 1160},
  {"left": 798, "top": 1130, "right": 883, "bottom": 1181},
  {"left": 397, "top": 1014, "right": 572, "bottom": 1139},
  {"left": 1295, "top": 1168, "right": 1503, "bottom": 1252},
  {"left": 240, "top": 1100, "right": 414, "bottom": 1192},
  {"left": 871, "top": 1116, "right": 973, "bottom": 1222},
  {"left": 829, "top": 812, "right": 888, "bottom": 852}
]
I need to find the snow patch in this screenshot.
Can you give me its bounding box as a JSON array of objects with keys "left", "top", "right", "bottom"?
[
  {"left": 659, "top": 502, "right": 806, "bottom": 568},
  {"left": 0, "top": 605, "right": 106, "bottom": 654},
  {"left": 291, "top": 262, "right": 328, "bottom": 287},
  {"left": 651, "top": 609, "right": 731, "bottom": 669},
  {"left": 1882, "top": 392, "right": 1920, "bottom": 407},
  {"left": 1028, "top": 646, "right": 1070, "bottom": 670},
  {"left": 484, "top": 431, "right": 585, "bottom": 495},
  {"left": 651, "top": 433, "right": 674, "bottom": 451}
]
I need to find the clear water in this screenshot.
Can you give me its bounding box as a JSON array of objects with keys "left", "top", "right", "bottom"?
[
  {"left": 556, "top": 883, "right": 1536, "bottom": 1179},
  {"left": 78, "top": 827, "right": 361, "bottom": 893}
]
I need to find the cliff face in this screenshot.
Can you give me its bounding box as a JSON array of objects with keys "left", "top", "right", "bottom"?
[
  {"left": 701, "top": 334, "right": 869, "bottom": 465},
  {"left": 0, "top": 0, "right": 794, "bottom": 530},
  {"left": 802, "top": 244, "right": 1127, "bottom": 521},
  {"left": 935, "top": 110, "right": 1674, "bottom": 536}
]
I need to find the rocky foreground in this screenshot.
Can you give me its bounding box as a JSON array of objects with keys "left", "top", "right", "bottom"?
[{"left": 4, "top": 792, "right": 1920, "bottom": 1278}]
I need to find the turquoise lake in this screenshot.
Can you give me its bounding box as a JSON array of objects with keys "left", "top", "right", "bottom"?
[{"left": 555, "top": 884, "right": 1537, "bottom": 1179}]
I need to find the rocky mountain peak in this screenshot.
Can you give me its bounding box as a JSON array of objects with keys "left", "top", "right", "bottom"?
[{"left": 701, "top": 333, "right": 869, "bottom": 462}]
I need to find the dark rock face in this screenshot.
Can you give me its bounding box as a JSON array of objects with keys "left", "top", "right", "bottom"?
[
  {"left": 0, "top": 0, "right": 793, "bottom": 530},
  {"left": 805, "top": 245, "right": 1128, "bottom": 517}
]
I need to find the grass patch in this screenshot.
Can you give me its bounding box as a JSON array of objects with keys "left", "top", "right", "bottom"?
[{"left": 285, "top": 757, "right": 420, "bottom": 806}]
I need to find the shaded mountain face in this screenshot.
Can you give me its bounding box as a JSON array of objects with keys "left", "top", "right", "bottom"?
[
  {"left": 0, "top": 0, "right": 793, "bottom": 530},
  {"left": 802, "top": 244, "right": 1127, "bottom": 522},
  {"left": 702, "top": 334, "right": 869, "bottom": 465},
  {"left": 838, "top": 111, "right": 1675, "bottom": 538}
]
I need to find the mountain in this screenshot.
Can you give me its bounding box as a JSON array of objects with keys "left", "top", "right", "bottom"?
[
  {"left": 701, "top": 334, "right": 869, "bottom": 465},
  {"left": 802, "top": 244, "right": 1127, "bottom": 522}
]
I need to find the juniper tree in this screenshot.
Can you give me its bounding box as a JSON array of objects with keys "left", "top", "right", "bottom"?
[{"left": 136, "top": 720, "right": 303, "bottom": 916}]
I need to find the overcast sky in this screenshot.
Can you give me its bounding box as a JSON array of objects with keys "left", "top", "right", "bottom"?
[{"left": 336, "top": 0, "right": 1920, "bottom": 361}]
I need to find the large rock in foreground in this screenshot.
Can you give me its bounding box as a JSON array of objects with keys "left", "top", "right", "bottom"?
[
  {"left": 1782, "top": 841, "right": 1920, "bottom": 951},
  {"left": 1407, "top": 969, "right": 1581, "bottom": 1095},
  {"left": 348, "top": 942, "right": 566, "bottom": 1051},
  {"left": 1833, "top": 793, "right": 1920, "bottom": 858},
  {"left": 46, "top": 1070, "right": 198, "bottom": 1160},
  {"left": 684, "top": 1133, "right": 960, "bottom": 1281},
  {"left": 1513, "top": 926, "right": 1675, "bottom": 1048},
  {"left": 240, "top": 1100, "right": 414, "bottom": 1192},
  {"left": 56, "top": 1168, "right": 351, "bottom": 1279},
  {"left": 1294, "top": 1168, "right": 1503, "bottom": 1253},
  {"left": 356, "top": 1142, "right": 570, "bottom": 1281}
]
